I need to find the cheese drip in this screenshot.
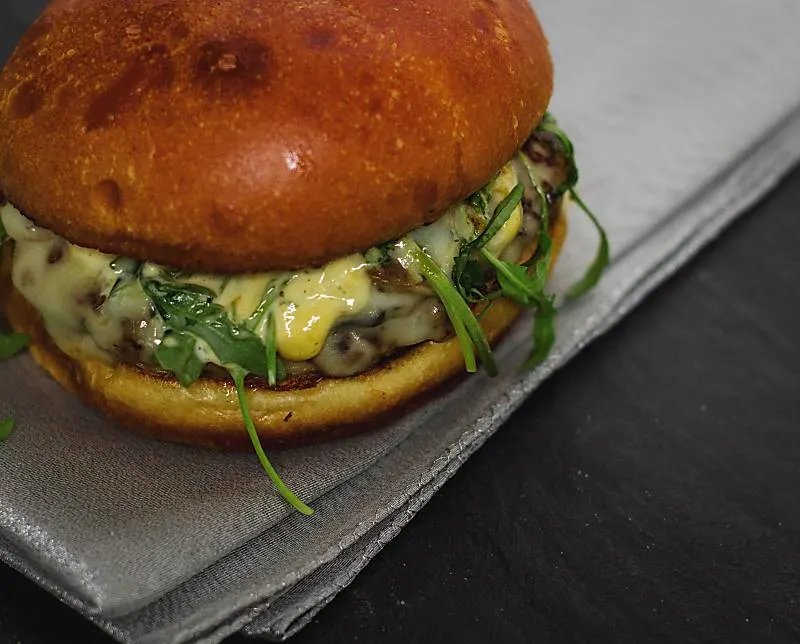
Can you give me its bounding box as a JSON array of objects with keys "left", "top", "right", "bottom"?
[{"left": 276, "top": 256, "right": 371, "bottom": 362}]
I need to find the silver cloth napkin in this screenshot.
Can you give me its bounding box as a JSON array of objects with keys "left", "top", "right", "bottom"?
[{"left": 2, "top": 1, "right": 800, "bottom": 642}]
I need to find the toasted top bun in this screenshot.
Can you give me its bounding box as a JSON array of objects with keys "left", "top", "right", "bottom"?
[
  {"left": 0, "top": 0, "right": 553, "bottom": 273},
  {"left": 1, "top": 210, "right": 566, "bottom": 450}
]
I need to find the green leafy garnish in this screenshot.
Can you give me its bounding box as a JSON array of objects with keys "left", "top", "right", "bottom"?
[
  {"left": 480, "top": 247, "right": 556, "bottom": 369},
  {"left": 524, "top": 296, "right": 557, "bottom": 368},
  {"left": 155, "top": 332, "right": 205, "bottom": 387},
  {"left": 534, "top": 114, "right": 610, "bottom": 298},
  {"left": 0, "top": 333, "right": 30, "bottom": 359},
  {"left": 564, "top": 190, "right": 610, "bottom": 300},
  {"left": 142, "top": 279, "right": 269, "bottom": 377},
  {"left": 0, "top": 217, "right": 6, "bottom": 244},
  {"left": 0, "top": 417, "right": 15, "bottom": 441},
  {"left": 471, "top": 183, "right": 525, "bottom": 252},
  {"left": 142, "top": 277, "right": 309, "bottom": 513},
  {"left": 410, "top": 111, "right": 610, "bottom": 374},
  {"left": 246, "top": 279, "right": 284, "bottom": 328},
  {"left": 230, "top": 367, "right": 313, "bottom": 516},
  {"left": 246, "top": 278, "right": 288, "bottom": 387},
  {"left": 406, "top": 239, "right": 497, "bottom": 376},
  {"left": 503, "top": 155, "right": 559, "bottom": 366},
  {"left": 453, "top": 183, "right": 525, "bottom": 297},
  {"left": 481, "top": 250, "right": 543, "bottom": 306}
]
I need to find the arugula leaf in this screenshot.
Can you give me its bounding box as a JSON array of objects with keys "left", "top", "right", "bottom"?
[
  {"left": 427, "top": 280, "right": 477, "bottom": 372},
  {"left": 533, "top": 115, "right": 610, "bottom": 299},
  {"left": 453, "top": 183, "right": 524, "bottom": 297},
  {"left": 0, "top": 333, "right": 30, "bottom": 360},
  {"left": 142, "top": 279, "right": 268, "bottom": 376},
  {"left": 480, "top": 248, "right": 557, "bottom": 368},
  {"left": 0, "top": 417, "right": 15, "bottom": 441},
  {"left": 480, "top": 250, "right": 541, "bottom": 306},
  {"left": 230, "top": 366, "right": 313, "bottom": 515},
  {"left": 471, "top": 183, "right": 525, "bottom": 251},
  {"left": 431, "top": 113, "right": 606, "bottom": 372},
  {"left": 265, "top": 312, "right": 283, "bottom": 387},
  {"left": 406, "top": 239, "right": 497, "bottom": 376},
  {"left": 247, "top": 279, "right": 285, "bottom": 328},
  {"left": 155, "top": 332, "right": 205, "bottom": 387},
  {"left": 524, "top": 295, "right": 557, "bottom": 368},
  {"left": 564, "top": 190, "right": 611, "bottom": 300},
  {"left": 247, "top": 278, "right": 288, "bottom": 387}
]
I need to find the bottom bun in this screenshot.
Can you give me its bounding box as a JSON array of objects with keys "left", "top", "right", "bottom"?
[{"left": 2, "top": 214, "right": 567, "bottom": 450}]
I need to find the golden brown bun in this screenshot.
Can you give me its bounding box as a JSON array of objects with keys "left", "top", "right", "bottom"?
[
  {"left": 2, "top": 213, "right": 566, "bottom": 450},
  {"left": 0, "top": 0, "right": 553, "bottom": 273}
]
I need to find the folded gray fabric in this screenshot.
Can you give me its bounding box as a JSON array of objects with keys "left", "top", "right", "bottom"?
[{"left": 1, "top": 1, "right": 800, "bottom": 642}]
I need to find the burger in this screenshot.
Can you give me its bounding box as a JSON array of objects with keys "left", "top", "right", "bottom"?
[{"left": 0, "top": 0, "right": 607, "bottom": 513}]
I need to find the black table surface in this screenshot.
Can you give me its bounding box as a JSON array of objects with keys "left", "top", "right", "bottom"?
[{"left": 2, "top": 5, "right": 800, "bottom": 644}]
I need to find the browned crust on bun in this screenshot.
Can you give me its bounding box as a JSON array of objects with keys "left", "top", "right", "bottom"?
[
  {"left": 0, "top": 0, "right": 553, "bottom": 273},
  {"left": 1, "top": 212, "right": 566, "bottom": 450}
]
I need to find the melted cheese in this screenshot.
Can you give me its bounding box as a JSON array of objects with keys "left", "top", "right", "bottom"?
[
  {"left": 2, "top": 208, "right": 152, "bottom": 361},
  {"left": 276, "top": 255, "right": 371, "bottom": 362}
]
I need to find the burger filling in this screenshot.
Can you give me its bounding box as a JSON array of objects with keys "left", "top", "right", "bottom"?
[
  {"left": 1, "top": 117, "right": 601, "bottom": 386},
  {"left": 0, "top": 115, "right": 607, "bottom": 515}
]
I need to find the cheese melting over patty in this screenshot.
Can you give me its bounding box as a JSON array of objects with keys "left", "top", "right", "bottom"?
[{"left": 1, "top": 146, "right": 565, "bottom": 380}]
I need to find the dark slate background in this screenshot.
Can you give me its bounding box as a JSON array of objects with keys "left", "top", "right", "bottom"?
[{"left": 1, "top": 3, "right": 799, "bottom": 643}]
